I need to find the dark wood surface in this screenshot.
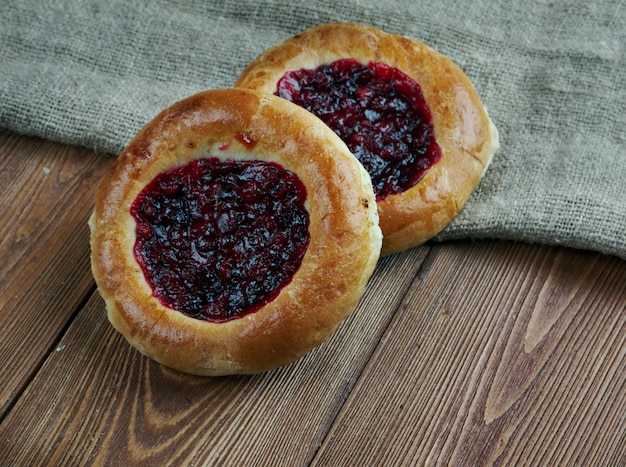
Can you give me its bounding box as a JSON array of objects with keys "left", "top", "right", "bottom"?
[{"left": 0, "top": 129, "right": 624, "bottom": 466}]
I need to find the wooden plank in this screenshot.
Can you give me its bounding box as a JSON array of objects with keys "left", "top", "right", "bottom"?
[
  {"left": 0, "top": 243, "right": 430, "bottom": 464},
  {"left": 2, "top": 129, "right": 623, "bottom": 465},
  {"left": 0, "top": 131, "right": 114, "bottom": 419},
  {"left": 311, "top": 242, "right": 626, "bottom": 466}
]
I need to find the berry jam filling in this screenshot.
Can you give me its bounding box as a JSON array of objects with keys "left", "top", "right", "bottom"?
[
  {"left": 130, "top": 157, "right": 310, "bottom": 323},
  {"left": 276, "top": 59, "right": 441, "bottom": 200}
]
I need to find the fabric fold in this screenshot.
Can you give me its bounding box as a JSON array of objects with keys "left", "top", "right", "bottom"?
[{"left": 1, "top": 0, "right": 624, "bottom": 259}]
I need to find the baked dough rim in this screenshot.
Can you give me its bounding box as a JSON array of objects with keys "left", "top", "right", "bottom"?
[
  {"left": 235, "top": 22, "right": 500, "bottom": 255},
  {"left": 89, "top": 88, "right": 382, "bottom": 375}
]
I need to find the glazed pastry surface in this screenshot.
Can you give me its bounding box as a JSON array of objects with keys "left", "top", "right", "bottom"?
[
  {"left": 236, "top": 22, "right": 499, "bottom": 255},
  {"left": 90, "top": 88, "right": 381, "bottom": 375}
]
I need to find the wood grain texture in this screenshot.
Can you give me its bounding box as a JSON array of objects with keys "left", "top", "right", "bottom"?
[
  {"left": 0, "top": 131, "right": 624, "bottom": 466},
  {"left": 0, "top": 131, "right": 113, "bottom": 419},
  {"left": 0, "top": 243, "right": 429, "bottom": 465},
  {"left": 312, "top": 243, "right": 626, "bottom": 466}
]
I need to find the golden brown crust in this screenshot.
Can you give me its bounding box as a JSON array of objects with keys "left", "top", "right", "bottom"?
[
  {"left": 89, "top": 88, "right": 381, "bottom": 376},
  {"left": 235, "top": 22, "right": 499, "bottom": 255}
]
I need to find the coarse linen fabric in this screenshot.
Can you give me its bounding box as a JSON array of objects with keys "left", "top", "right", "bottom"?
[{"left": 1, "top": 0, "right": 625, "bottom": 259}]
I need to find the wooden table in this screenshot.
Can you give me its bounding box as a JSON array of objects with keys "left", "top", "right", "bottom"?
[{"left": 0, "top": 129, "right": 624, "bottom": 466}]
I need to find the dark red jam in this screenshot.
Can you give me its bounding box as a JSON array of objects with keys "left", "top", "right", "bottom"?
[
  {"left": 130, "top": 157, "right": 310, "bottom": 322},
  {"left": 276, "top": 59, "right": 441, "bottom": 200}
]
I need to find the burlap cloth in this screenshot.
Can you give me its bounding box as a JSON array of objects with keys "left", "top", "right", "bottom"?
[{"left": 1, "top": 0, "right": 624, "bottom": 259}]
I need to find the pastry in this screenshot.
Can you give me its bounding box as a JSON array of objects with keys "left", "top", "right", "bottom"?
[
  {"left": 89, "top": 88, "right": 382, "bottom": 376},
  {"left": 235, "top": 22, "right": 499, "bottom": 255}
]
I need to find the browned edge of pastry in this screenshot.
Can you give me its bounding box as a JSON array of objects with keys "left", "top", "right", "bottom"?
[
  {"left": 235, "top": 22, "right": 499, "bottom": 256},
  {"left": 89, "top": 88, "right": 382, "bottom": 375}
]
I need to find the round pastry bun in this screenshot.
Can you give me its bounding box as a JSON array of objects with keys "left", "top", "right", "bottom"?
[
  {"left": 235, "top": 22, "right": 499, "bottom": 256},
  {"left": 89, "top": 88, "right": 382, "bottom": 376}
]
